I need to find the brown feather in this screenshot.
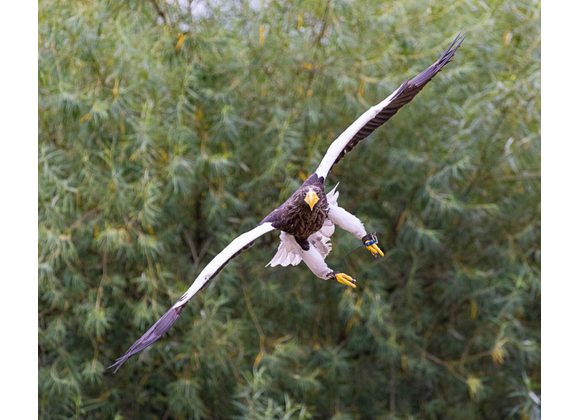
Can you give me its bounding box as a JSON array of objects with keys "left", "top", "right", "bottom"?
[{"left": 262, "top": 175, "right": 328, "bottom": 244}]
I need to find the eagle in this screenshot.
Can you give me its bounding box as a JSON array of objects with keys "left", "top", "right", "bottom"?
[{"left": 110, "top": 33, "right": 464, "bottom": 372}]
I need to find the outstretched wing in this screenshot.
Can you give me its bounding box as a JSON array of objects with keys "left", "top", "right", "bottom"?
[
  {"left": 315, "top": 33, "right": 464, "bottom": 179},
  {"left": 109, "top": 222, "right": 276, "bottom": 373}
]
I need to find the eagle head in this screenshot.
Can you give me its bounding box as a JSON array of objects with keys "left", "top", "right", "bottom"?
[{"left": 303, "top": 188, "right": 320, "bottom": 211}]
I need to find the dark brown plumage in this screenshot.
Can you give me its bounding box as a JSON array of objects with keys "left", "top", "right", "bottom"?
[{"left": 262, "top": 175, "right": 328, "bottom": 247}]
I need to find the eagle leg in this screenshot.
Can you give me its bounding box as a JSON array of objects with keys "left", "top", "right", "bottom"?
[
  {"left": 327, "top": 205, "right": 385, "bottom": 258},
  {"left": 362, "top": 233, "right": 384, "bottom": 258},
  {"left": 296, "top": 238, "right": 357, "bottom": 288}
]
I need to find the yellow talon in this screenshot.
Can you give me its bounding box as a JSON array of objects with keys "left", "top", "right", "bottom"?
[
  {"left": 366, "top": 243, "right": 384, "bottom": 257},
  {"left": 335, "top": 273, "right": 357, "bottom": 289}
]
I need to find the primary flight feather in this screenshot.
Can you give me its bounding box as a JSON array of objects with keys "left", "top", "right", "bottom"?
[{"left": 110, "top": 33, "right": 464, "bottom": 372}]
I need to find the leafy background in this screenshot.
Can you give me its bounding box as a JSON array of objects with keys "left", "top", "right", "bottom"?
[{"left": 39, "top": 0, "right": 540, "bottom": 418}]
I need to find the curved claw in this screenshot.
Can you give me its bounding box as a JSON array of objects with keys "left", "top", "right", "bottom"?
[
  {"left": 335, "top": 272, "right": 357, "bottom": 289},
  {"left": 366, "top": 243, "right": 384, "bottom": 258}
]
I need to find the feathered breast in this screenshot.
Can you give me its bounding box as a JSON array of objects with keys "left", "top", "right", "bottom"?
[{"left": 263, "top": 184, "right": 329, "bottom": 238}]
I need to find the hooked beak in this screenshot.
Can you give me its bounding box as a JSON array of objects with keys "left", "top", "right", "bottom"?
[{"left": 304, "top": 190, "right": 319, "bottom": 211}]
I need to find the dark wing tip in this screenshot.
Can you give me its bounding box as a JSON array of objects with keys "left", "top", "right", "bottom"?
[
  {"left": 410, "top": 32, "right": 464, "bottom": 87},
  {"left": 441, "top": 32, "right": 465, "bottom": 63},
  {"left": 108, "top": 306, "right": 185, "bottom": 374}
]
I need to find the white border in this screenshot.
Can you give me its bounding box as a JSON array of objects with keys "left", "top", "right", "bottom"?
[
  {"left": 542, "top": 1, "right": 580, "bottom": 418},
  {"left": 0, "top": 0, "right": 570, "bottom": 417},
  {"left": 0, "top": 1, "right": 38, "bottom": 417}
]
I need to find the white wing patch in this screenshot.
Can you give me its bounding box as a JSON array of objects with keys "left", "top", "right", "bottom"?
[
  {"left": 177, "top": 222, "right": 277, "bottom": 306},
  {"left": 267, "top": 185, "right": 340, "bottom": 268},
  {"left": 314, "top": 86, "right": 404, "bottom": 179}
]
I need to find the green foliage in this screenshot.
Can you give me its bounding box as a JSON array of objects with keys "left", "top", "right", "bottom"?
[{"left": 39, "top": 0, "right": 540, "bottom": 418}]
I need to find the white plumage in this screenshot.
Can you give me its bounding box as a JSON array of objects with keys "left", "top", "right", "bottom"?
[
  {"left": 176, "top": 222, "right": 276, "bottom": 305},
  {"left": 314, "top": 85, "right": 405, "bottom": 179}
]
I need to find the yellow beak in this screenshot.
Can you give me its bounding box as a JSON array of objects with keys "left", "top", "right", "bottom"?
[{"left": 304, "top": 190, "right": 319, "bottom": 211}]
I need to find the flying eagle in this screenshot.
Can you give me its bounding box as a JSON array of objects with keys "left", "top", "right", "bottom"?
[{"left": 110, "top": 34, "right": 464, "bottom": 372}]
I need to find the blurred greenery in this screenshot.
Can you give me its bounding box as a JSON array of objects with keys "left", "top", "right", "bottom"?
[{"left": 39, "top": 0, "right": 540, "bottom": 418}]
